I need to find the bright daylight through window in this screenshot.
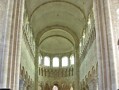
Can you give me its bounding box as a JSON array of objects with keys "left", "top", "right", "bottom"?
[
  {"left": 62, "top": 56, "right": 68, "bottom": 67},
  {"left": 53, "top": 57, "right": 59, "bottom": 67},
  {"left": 44, "top": 56, "right": 50, "bottom": 66}
]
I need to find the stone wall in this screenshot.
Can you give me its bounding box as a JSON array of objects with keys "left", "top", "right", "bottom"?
[
  {"left": 80, "top": 40, "right": 97, "bottom": 81},
  {"left": 0, "top": 0, "right": 12, "bottom": 87},
  {"left": 108, "top": 0, "right": 119, "bottom": 88},
  {"left": 79, "top": 40, "right": 98, "bottom": 90},
  {"left": 38, "top": 66, "right": 74, "bottom": 90},
  {"left": 20, "top": 34, "right": 35, "bottom": 81},
  {"left": 19, "top": 33, "right": 35, "bottom": 90}
]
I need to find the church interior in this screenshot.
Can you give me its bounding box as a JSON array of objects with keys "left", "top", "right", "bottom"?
[{"left": 0, "top": 0, "right": 119, "bottom": 90}]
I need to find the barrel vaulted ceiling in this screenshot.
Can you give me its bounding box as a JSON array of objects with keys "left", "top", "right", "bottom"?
[{"left": 25, "top": 0, "right": 93, "bottom": 54}]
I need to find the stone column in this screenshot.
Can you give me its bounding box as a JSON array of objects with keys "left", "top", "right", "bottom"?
[
  {"left": 74, "top": 48, "right": 80, "bottom": 90},
  {"left": 93, "top": 78, "right": 98, "bottom": 90},
  {"left": 50, "top": 57, "right": 52, "bottom": 67},
  {"left": 42, "top": 56, "right": 44, "bottom": 65},
  {"left": 93, "top": 0, "right": 118, "bottom": 89},
  {"left": 50, "top": 57, "right": 53, "bottom": 67},
  {"left": 0, "top": 0, "right": 12, "bottom": 87},
  {"left": 35, "top": 45, "right": 39, "bottom": 90},
  {"left": 107, "top": 0, "right": 119, "bottom": 88},
  {"left": 23, "top": 83, "right": 27, "bottom": 90},
  {"left": 19, "top": 79, "right": 25, "bottom": 90},
  {"left": 0, "top": 0, "right": 24, "bottom": 89},
  {"left": 59, "top": 56, "right": 62, "bottom": 67},
  {"left": 88, "top": 77, "right": 98, "bottom": 90},
  {"left": 68, "top": 55, "right": 71, "bottom": 66},
  {"left": 88, "top": 82, "right": 93, "bottom": 90}
]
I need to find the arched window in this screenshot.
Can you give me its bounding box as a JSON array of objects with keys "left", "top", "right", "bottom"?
[
  {"left": 44, "top": 56, "right": 50, "bottom": 66},
  {"left": 70, "top": 55, "right": 74, "bottom": 65},
  {"left": 53, "top": 57, "right": 59, "bottom": 67},
  {"left": 52, "top": 85, "right": 58, "bottom": 90},
  {"left": 39, "top": 56, "right": 42, "bottom": 65},
  {"left": 62, "top": 56, "right": 68, "bottom": 67}
]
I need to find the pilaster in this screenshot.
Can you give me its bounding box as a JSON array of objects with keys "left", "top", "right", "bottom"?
[
  {"left": 19, "top": 79, "right": 25, "bottom": 90},
  {"left": 93, "top": 0, "right": 118, "bottom": 89},
  {"left": 0, "top": 0, "right": 25, "bottom": 89},
  {"left": 74, "top": 48, "right": 80, "bottom": 90},
  {"left": 0, "top": 0, "right": 14, "bottom": 87},
  {"left": 35, "top": 46, "right": 39, "bottom": 90}
]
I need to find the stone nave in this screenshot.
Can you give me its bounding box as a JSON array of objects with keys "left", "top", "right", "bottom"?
[{"left": 0, "top": 0, "right": 119, "bottom": 90}]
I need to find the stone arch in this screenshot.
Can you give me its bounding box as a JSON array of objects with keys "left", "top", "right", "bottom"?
[
  {"left": 36, "top": 25, "right": 79, "bottom": 49},
  {"left": 52, "top": 84, "right": 59, "bottom": 90},
  {"left": 69, "top": 83, "right": 74, "bottom": 90}
]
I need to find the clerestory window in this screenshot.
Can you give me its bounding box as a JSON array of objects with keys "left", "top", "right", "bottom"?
[
  {"left": 62, "top": 56, "right": 68, "bottom": 67},
  {"left": 44, "top": 56, "right": 50, "bottom": 66},
  {"left": 53, "top": 57, "right": 59, "bottom": 67}
]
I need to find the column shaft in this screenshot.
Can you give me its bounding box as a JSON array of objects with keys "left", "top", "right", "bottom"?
[
  {"left": 35, "top": 46, "right": 39, "bottom": 90},
  {"left": 0, "top": 0, "right": 24, "bottom": 89},
  {"left": 0, "top": 0, "right": 14, "bottom": 87},
  {"left": 93, "top": 0, "right": 118, "bottom": 89},
  {"left": 74, "top": 49, "right": 80, "bottom": 90}
]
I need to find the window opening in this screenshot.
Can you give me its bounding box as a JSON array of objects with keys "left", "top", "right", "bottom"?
[
  {"left": 53, "top": 57, "right": 59, "bottom": 67},
  {"left": 52, "top": 85, "right": 58, "bottom": 90},
  {"left": 44, "top": 56, "right": 50, "bottom": 66},
  {"left": 62, "top": 56, "right": 68, "bottom": 67}
]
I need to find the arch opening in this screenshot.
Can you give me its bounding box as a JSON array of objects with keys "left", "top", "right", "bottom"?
[{"left": 52, "top": 84, "right": 58, "bottom": 90}]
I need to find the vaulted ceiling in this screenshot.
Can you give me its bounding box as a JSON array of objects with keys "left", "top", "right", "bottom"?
[{"left": 25, "top": 0, "right": 93, "bottom": 54}]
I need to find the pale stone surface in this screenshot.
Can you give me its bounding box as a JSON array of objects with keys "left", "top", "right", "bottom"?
[
  {"left": 21, "top": 35, "right": 35, "bottom": 80},
  {"left": 0, "top": 0, "right": 119, "bottom": 90},
  {"left": 0, "top": 0, "right": 10, "bottom": 88},
  {"left": 80, "top": 40, "right": 97, "bottom": 81},
  {"left": 108, "top": 1, "right": 119, "bottom": 88}
]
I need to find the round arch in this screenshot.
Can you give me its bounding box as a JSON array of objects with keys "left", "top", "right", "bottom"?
[
  {"left": 36, "top": 25, "right": 79, "bottom": 49},
  {"left": 29, "top": 1, "right": 86, "bottom": 20}
]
